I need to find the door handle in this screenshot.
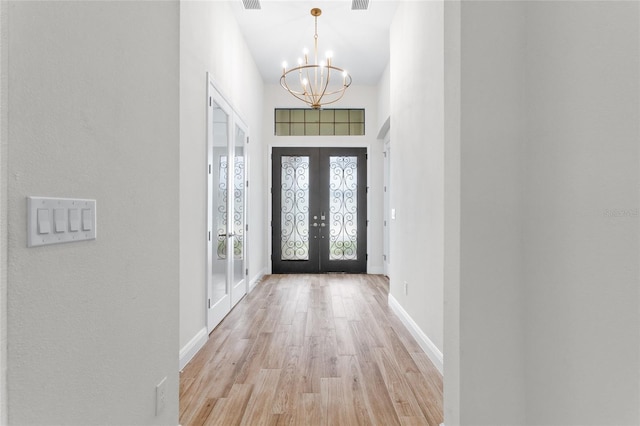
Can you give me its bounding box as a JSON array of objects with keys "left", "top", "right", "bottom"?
[{"left": 218, "top": 232, "right": 236, "bottom": 237}]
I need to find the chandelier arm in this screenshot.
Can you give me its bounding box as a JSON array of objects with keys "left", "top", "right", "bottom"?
[
  {"left": 317, "top": 66, "right": 331, "bottom": 106},
  {"left": 280, "top": 75, "right": 305, "bottom": 96},
  {"left": 305, "top": 66, "right": 317, "bottom": 106}
]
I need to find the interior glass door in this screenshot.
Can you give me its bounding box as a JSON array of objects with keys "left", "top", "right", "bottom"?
[
  {"left": 207, "top": 76, "right": 249, "bottom": 332},
  {"left": 272, "top": 147, "right": 367, "bottom": 274}
]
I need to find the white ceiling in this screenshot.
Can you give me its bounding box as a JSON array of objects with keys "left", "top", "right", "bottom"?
[{"left": 229, "top": 0, "right": 398, "bottom": 86}]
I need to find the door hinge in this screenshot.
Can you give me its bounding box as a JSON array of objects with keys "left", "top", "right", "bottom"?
[
  {"left": 246, "top": 224, "right": 249, "bottom": 232},
  {"left": 366, "top": 186, "right": 369, "bottom": 193},
  {"left": 247, "top": 136, "right": 249, "bottom": 144},
  {"left": 366, "top": 220, "right": 370, "bottom": 226},
  {"left": 246, "top": 268, "right": 249, "bottom": 276},
  {"left": 208, "top": 298, "right": 211, "bottom": 309},
  {"left": 209, "top": 97, "right": 212, "bottom": 107},
  {"left": 366, "top": 253, "right": 369, "bottom": 260},
  {"left": 366, "top": 153, "right": 368, "bottom": 160},
  {"left": 208, "top": 164, "right": 212, "bottom": 174},
  {"left": 384, "top": 186, "right": 387, "bottom": 192},
  {"left": 208, "top": 231, "right": 211, "bottom": 241},
  {"left": 383, "top": 254, "right": 387, "bottom": 261},
  {"left": 384, "top": 220, "right": 387, "bottom": 226},
  {"left": 246, "top": 181, "right": 249, "bottom": 188}
]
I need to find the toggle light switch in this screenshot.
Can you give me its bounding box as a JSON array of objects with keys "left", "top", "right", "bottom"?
[
  {"left": 37, "top": 209, "right": 50, "bottom": 234},
  {"left": 54, "top": 208, "right": 65, "bottom": 233},
  {"left": 27, "top": 197, "right": 96, "bottom": 247},
  {"left": 82, "top": 209, "right": 93, "bottom": 231},
  {"left": 69, "top": 209, "right": 80, "bottom": 231}
]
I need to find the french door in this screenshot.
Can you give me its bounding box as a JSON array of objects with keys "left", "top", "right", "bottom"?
[
  {"left": 272, "top": 147, "right": 367, "bottom": 274},
  {"left": 207, "top": 76, "right": 248, "bottom": 332}
]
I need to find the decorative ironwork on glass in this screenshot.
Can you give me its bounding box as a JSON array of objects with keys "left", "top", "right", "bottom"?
[
  {"left": 281, "top": 156, "right": 310, "bottom": 260},
  {"left": 217, "top": 156, "right": 245, "bottom": 260},
  {"left": 329, "top": 156, "right": 358, "bottom": 260}
]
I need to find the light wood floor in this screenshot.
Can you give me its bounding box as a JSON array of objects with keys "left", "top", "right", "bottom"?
[{"left": 179, "top": 274, "right": 443, "bottom": 425}]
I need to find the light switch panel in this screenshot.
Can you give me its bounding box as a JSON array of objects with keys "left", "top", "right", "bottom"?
[{"left": 28, "top": 197, "right": 96, "bottom": 247}]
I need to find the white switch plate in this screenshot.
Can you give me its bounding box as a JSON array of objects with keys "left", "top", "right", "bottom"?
[{"left": 27, "top": 197, "right": 96, "bottom": 247}]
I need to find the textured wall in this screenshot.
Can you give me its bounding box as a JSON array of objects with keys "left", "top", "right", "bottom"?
[{"left": 6, "top": 1, "right": 180, "bottom": 424}]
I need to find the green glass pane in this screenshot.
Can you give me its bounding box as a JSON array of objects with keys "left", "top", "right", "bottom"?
[
  {"left": 291, "top": 123, "right": 305, "bottom": 135},
  {"left": 305, "top": 109, "right": 320, "bottom": 123},
  {"left": 335, "top": 110, "right": 349, "bottom": 122},
  {"left": 291, "top": 110, "right": 305, "bottom": 122},
  {"left": 350, "top": 109, "right": 364, "bottom": 122},
  {"left": 320, "top": 123, "right": 334, "bottom": 136},
  {"left": 335, "top": 123, "right": 349, "bottom": 135},
  {"left": 275, "top": 109, "right": 290, "bottom": 122},
  {"left": 320, "top": 109, "right": 335, "bottom": 122},
  {"left": 305, "top": 123, "right": 320, "bottom": 136},
  {"left": 275, "top": 123, "right": 290, "bottom": 136},
  {"left": 350, "top": 123, "right": 365, "bottom": 135}
]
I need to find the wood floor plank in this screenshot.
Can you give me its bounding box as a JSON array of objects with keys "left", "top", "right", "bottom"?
[
  {"left": 179, "top": 274, "right": 443, "bottom": 426},
  {"left": 240, "top": 369, "right": 282, "bottom": 426},
  {"left": 374, "top": 347, "right": 428, "bottom": 420},
  {"left": 205, "top": 384, "right": 253, "bottom": 426},
  {"left": 272, "top": 345, "right": 302, "bottom": 414}
]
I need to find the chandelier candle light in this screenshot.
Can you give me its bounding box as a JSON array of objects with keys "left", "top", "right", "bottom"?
[{"left": 280, "top": 8, "right": 352, "bottom": 109}]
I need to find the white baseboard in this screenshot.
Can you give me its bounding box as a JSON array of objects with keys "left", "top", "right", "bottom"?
[
  {"left": 249, "top": 267, "right": 267, "bottom": 292},
  {"left": 388, "top": 293, "right": 443, "bottom": 375},
  {"left": 179, "top": 327, "right": 208, "bottom": 371}
]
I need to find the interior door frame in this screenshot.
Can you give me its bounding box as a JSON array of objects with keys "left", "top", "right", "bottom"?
[
  {"left": 206, "top": 74, "right": 249, "bottom": 333},
  {"left": 268, "top": 142, "right": 371, "bottom": 274}
]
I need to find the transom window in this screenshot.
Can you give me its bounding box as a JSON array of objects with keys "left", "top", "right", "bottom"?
[{"left": 274, "top": 108, "right": 365, "bottom": 136}]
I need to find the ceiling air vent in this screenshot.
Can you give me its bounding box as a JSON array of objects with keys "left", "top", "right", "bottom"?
[
  {"left": 351, "top": 0, "right": 369, "bottom": 10},
  {"left": 242, "top": 0, "right": 261, "bottom": 10}
]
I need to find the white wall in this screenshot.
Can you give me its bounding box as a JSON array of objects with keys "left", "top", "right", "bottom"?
[
  {"left": 262, "top": 84, "right": 384, "bottom": 274},
  {"left": 0, "top": 0, "right": 7, "bottom": 422},
  {"left": 523, "top": 2, "right": 639, "bottom": 423},
  {"left": 180, "top": 1, "right": 265, "bottom": 360},
  {"left": 376, "top": 62, "right": 390, "bottom": 137},
  {"left": 458, "top": 2, "right": 527, "bottom": 423},
  {"left": 446, "top": 1, "right": 640, "bottom": 424},
  {"left": 389, "top": 1, "right": 444, "bottom": 367},
  {"left": 5, "top": 1, "right": 180, "bottom": 424}
]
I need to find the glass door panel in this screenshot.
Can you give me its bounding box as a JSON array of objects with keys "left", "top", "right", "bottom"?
[
  {"left": 231, "top": 123, "right": 246, "bottom": 307},
  {"left": 208, "top": 99, "right": 231, "bottom": 331},
  {"left": 328, "top": 155, "right": 358, "bottom": 261},
  {"left": 280, "top": 155, "right": 310, "bottom": 261}
]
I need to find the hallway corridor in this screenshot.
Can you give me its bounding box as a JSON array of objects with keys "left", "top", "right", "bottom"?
[{"left": 179, "top": 274, "right": 443, "bottom": 425}]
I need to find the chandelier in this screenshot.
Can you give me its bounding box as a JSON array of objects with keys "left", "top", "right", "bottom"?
[{"left": 280, "top": 8, "right": 352, "bottom": 109}]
